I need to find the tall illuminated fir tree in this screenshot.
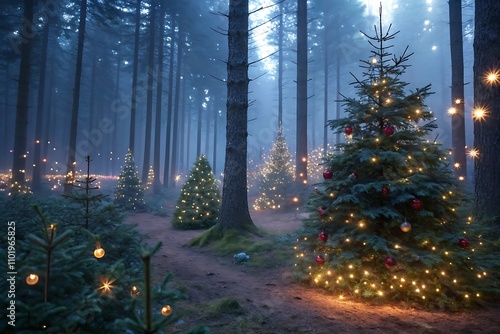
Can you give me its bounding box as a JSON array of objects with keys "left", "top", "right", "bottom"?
[
  {"left": 172, "top": 155, "right": 221, "bottom": 230},
  {"left": 294, "top": 11, "right": 490, "bottom": 309},
  {"left": 114, "top": 149, "right": 146, "bottom": 211},
  {"left": 254, "top": 127, "right": 295, "bottom": 210}
]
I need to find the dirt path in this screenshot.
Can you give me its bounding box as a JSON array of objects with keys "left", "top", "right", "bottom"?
[{"left": 126, "top": 209, "right": 500, "bottom": 334}]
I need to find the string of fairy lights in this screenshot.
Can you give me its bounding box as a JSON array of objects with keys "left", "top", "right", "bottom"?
[{"left": 447, "top": 70, "right": 499, "bottom": 161}]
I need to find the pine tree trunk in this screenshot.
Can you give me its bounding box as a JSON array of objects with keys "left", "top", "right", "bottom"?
[
  {"left": 112, "top": 32, "right": 123, "bottom": 176},
  {"left": 11, "top": 0, "right": 34, "bottom": 189},
  {"left": 296, "top": 0, "right": 308, "bottom": 187},
  {"left": 449, "top": 0, "right": 467, "bottom": 180},
  {"left": 3, "top": 65, "right": 11, "bottom": 171},
  {"left": 278, "top": 1, "right": 284, "bottom": 126},
  {"left": 473, "top": 0, "right": 500, "bottom": 224},
  {"left": 64, "top": 0, "right": 87, "bottom": 194},
  {"left": 153, "top": 1, "right": 165, "bottom": 193},
  {"left": 141, "top": 0, "right": 156, "bottom": 183},
  {"left": 213, "top": 107, "right": 218, "bottom": 175},
  {"left": 32, "top": 15, "right": 50, "bottom": 192},
  {"left": 179, "top": 75, "right": 186, "bottom": 174},
  {"left": 170, "top": 28, "right": 183, "bottom": 187},
  {"left": 323, "top": 19, "right": 329, "bottom": 154},
  {"left": 335, "top": 52, "right": 341, "bottom": 145},
  {"left": 129, "top": 0, "right": 141, "bottom": 153},
  {"left": 42, "top": 64, "right": 54, "bottom": 176},
  {"left": 163, "top": 24, "right": 176, "bottom": 188},
  {"left": 217, "top": 0, "right": 255, "bottom": 231},
  {"left": 205, "top": 103, "right": 210, "bottom": 155},
  {"left": 196, "top": 88, "right": 203, "bottom": 158}
]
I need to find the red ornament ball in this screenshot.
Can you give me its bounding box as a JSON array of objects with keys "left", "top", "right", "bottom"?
[
  {"left": 384, "top": 256, "right": 396, "bottom": 268},
  {"left": 318, "top": 231, "right": 328, "bottom": 243},
  {"left": 411, "top": 198, "right": 423, "bottom": 210},
  {"left": 383, "top": 125, "right": 395, "bottom": 136},
  {"left": 323, "top": 169, "right": 333, "bottom": 179},
  {"left": 458, "top": 238, "right": 470, "bottom": 248},
  {"left": 381, "top": 187, "right": 389, "bottom": 197},
  {"left": 345, "top": 126, "right": 353, "bottom": 135},
  {"left": 351, "top": 171, "right": 359, "bottom": 179},
  {"left": 317, "top": 206, "right": 328, "bottom": 217},
  {"left": 316, "top": 255, "right": 325, "bottom": 265}
]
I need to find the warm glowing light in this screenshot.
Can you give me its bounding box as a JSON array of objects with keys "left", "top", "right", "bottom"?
[
  {"left": 94, "top": 247, "right": 105, "bottom": 259},
  {"left": 161, "top": 305, "right": 172, "bottom": 316},
  {"left": 98, "top": 277, "right": 116, "bottom": 296},
  {"left": 130, "top": 285, "right": 140, "bottom": 296},
  {"left": 455, "top": 99, "right": 461, "bottom": 104},
  {"left": 371, "top": 58, "right": 377, "bottom": 64},
  {"left": 484, "top": 70, "right": 500, "bottom": 84},
  {"left": 26, "top": 273, "right": 39, "bottom": 285},
  {"left": 447, "top": 107, "right": 456, "bottom": 115},
  {"left": 293, "top": 197, "right": 298, "bottom": 202},
  {"left": 454, "top": 163, "right": 460, "bottom": 169},
  {"left": 468, "top": 148, "right": 479, "bottom": 159},
  {"left": 472, "top": 107, "right": 487, "bottom": 121}
]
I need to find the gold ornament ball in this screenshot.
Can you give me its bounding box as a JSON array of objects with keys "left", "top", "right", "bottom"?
[
  {"left": 94, "top": 247, "right": 105, "bottom": 259},
  {"left": 26, "top": 273, "right": 39, "bottom": 285},
  {"left": 400, "top": 221, "right": 411, "bottom": 233},
  {"left": 161, "top": 305, "right": 172, "bottom": 316}
]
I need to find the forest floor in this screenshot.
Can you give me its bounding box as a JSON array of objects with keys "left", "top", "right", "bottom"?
[{"left": 126, "top": 200, "right": 500, "bottom": 334}]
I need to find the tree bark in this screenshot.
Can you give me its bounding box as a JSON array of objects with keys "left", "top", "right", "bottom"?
[
  {"left": 196, "top": 88, "right": 203, "bottom": 158},
  {"left": 32, "top": 15, "right": 50, "bottom": 192},
  {"left": 170, "top": 28, "right": 183, "bottom": 187},
  {"left": 278, "top": 1, "right": 284, "bottom": 126},
  {"left": 129, "top": 0, "right": 141, "bottom": 153},
  {"left": 163, "top": 22, "right": 175, "bottom": 188},
  {"left": 323, "top": 17, "right": 329, "bottom": 154},
  {"left": 473, "top": 0, "right": 500, "bottom": 223},
  {"left": 217, "top": 0, "right": 255, "bottom": 231},
  {"left": 11, "top": 0, "right": 34, "bottom": 190},
  {"left": 64, "top": 0, "right": 87, "bottom": 194},
  {"left": 296, "top": 0, "right": 308, "bottom": 187},
  {"left": 153, "top": 0, "right": 165, "bottom": 193},
  {"left": 449, "top": 0, "right": 467, "bottom": 180},
  {"left": 141, "top": 0, "right": 156, "bottom": 183}
]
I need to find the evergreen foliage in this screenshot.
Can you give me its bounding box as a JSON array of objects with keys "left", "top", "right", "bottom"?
[
  {"left": 253, "top": 127, "right": 295, "bottom": 210},
  {"left": 63, "top": 155, "right": 107, "bottom": 229},
  {"left": 172, "top": 155, "right": 221, "bottom": 230},
  {"left": 294, "top": 16, "right": 495, "bottom": 309},
  {"left": 114, "top": 149, "right": 146, "bottom": 211},
  {"left": 0, "top": 193, "right": 203, "bottom": 333}
]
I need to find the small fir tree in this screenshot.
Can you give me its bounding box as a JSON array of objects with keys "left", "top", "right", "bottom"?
[
  {"left": 145, "top": 165, "right": 154, "bottom": 193},
  {"left": 294, "top": 11, "right": 491, "bottom": 309},
  {"left": 253, "top": 127, "right": 295, "bottom": 210},
  {"left": 64, "top": 155, "right": 107, "bottom": 228},
  {"left": 172, "top": 155, "right": 221, "bottom": 230},
  {"left": 114, "top": 149, "right": 146, "bottom": 211}
]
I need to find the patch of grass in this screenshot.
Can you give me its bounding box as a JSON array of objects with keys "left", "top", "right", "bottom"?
[
  {"left": 205, "top": 297, "right": 244, "bottom": 318},
  {"left": 190, "top": 224, "right": 299, "bottom": 269}
]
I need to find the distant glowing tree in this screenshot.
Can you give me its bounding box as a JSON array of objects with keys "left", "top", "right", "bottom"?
[
  {"left": 254, "top": 127, "right": 295, "bottom": 210},
  {"left": 114, "top": 149, "right": 146, "bottom": 211},
  {"left": 172, "top": 155, "right": 221, "bottom": 230},
  {"left": 145, "top": 165, "right": 154, "bottom": 193}
]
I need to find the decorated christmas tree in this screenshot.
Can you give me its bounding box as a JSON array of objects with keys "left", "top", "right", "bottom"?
[
  {"left": 294, "top": 12, "right": 490, "bottom": 309},
  {"left": 144, "top": 165, "right": 154, "bottom": 192},
  {"left": 114, "top": 149, "right": 146, "bottom": 211},
  {"left": 253, "top": 127, "right": 295, "bottom": 210},
  {"left": 172, "top": 155, "right": 221, "bottom": 230}
]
